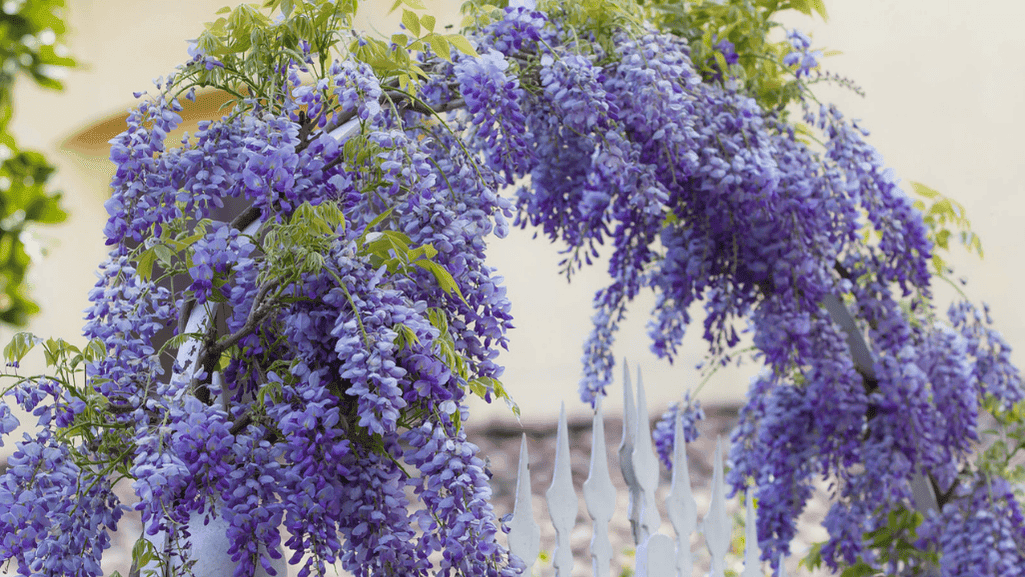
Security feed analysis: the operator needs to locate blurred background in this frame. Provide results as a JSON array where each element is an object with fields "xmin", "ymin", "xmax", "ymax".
[{"xmin": 0, "ymin": 0, "xmax": 1023, "ymax": 573}]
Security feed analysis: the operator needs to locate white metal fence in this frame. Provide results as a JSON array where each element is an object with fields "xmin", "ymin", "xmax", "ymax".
[{"xmin": 505, "ymin": 369, "xmax": 788, "ymax": 577}]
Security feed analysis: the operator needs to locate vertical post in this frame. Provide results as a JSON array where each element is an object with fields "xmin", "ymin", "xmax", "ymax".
[
  {"xmin": 741, "ymin": 488, "xmax": 763, "ymax": 577},
  {"xmin": 619, "ymin": 361, "xmax": 642, "ymax": 545},
  {"xmin": 508, "ymin": 434, "xmax": 541, "ymax": 573},
  {"xmin": 583, "ymin": 395, "xmax": 618, "ymax": 577},
  {"xmin": 665, "ymin": 410, "xmax": 698, "ymax": 577},
  {"xmin": 632, "ymin": 368, "xmax": 663, "ymax": 544},
  {"xmin": 778, "ymin": 555, "xmax": 790, "ymax": 577},
  {"xmin": 546, "ymin": 403, "xmax": 578, "ymax": 577},
  {"xmin": 703, "ymin": 437, "xmax": 732, "ymax": 577}
]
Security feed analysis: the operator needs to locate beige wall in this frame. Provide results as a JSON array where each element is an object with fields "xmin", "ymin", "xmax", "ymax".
[{"xmin": 2, "ymin": 0, "xmax": 1023, "ymax": 434}]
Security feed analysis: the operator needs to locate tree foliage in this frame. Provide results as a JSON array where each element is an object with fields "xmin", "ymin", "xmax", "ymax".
[{"xmin": 0, "ymin": 0, "xmax": 73, "ymax": 325}]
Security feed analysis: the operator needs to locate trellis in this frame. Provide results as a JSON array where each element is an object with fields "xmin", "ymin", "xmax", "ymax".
[{"xmin": 505, "ymin": 369, "xmax": 788, "ymax": 577}]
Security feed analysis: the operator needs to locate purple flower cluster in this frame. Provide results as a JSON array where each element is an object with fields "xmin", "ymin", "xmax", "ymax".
[
  {"xmin": 949, "ymin": 299, "xmax": 1024, "ymax": 408},
  {"xmin": 47, "ymin": 34, "xmax": 525, "ymax": 573},
  {"xmin": 0, "ymin": 381, "xmax": 122, "ymax": 577},
  {"xmin": 8, "ymin": 3, "xmax": 1024, "ymax": 576},
  {"xmin": 919, "ymin": 476, "xmax": 1025, "ymax": 576},
  {"xmin": 651, "ymin": 393, "xmax": 704, "ymax": 470},
  {"xmin": 820, "ymin": 105, "xmax": 933, "ymax": 292},
  {"xmin": 333, "ymin": 448, "xmax": 427, "ymax": 577},
  {"xmin": 82, "ymin": 250, "xmax": 175, "ymax": 406},
  {"xmin": 714, "ymin": 37, "xmax": 739, "ymax": 66},
  {"xmin": 783, "ymin": 30, "xmax": 821, "ymax": 78},
  {"xmin": 404, "ymin": 422, "xmax": 522, "ymax": 577},
  {"xmin": 104, "ymin": 94, "xmax": 186, "ymax": 244},
  {"xmin": 188, "ymin": 222, "xmax": 256, "ymax": 304},
  {"xmin": 0, "ymin": 435, "xmax": 122, "ymax": 576},
  {"xmin": 453, "ymin": 48, "xmax": 531, "ymax": 183},
  {"xmin": 469, "ymin": 8, "xmax": 1022, "ymax": 573},
  {"xmin": 479, "ymin": 4, "xmax": 551, "ymax": 57}
]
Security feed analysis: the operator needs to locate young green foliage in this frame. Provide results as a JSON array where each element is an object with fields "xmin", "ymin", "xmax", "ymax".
[
  {"xmin": 640, "ymin": 0, "xmax": 829, "ymax": 116},
  {"xmin": 910, "ymin": 180, "xmax": 984, "ymax": 276}
]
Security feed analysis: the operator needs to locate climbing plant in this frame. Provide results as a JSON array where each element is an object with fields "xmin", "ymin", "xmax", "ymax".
[{"xmin": 0, "ymin": 1, "xmax": 1022, "ymax": 576}]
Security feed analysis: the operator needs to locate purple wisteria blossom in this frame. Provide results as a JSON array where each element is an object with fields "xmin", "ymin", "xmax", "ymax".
[{"xmin": 3, "ymin": 2, "xmax": 1022, "ymax": 576}]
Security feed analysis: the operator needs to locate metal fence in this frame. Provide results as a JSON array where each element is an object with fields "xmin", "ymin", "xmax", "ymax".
[{"xmin": 505, "ymin": 370, "xmax": 788, "ymax": 577}]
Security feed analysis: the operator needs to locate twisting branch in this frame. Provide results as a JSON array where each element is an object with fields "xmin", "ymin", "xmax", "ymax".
[
  {"xmin": 189, "ymin": 304, "xmax": 222, "ymax": 406},
  {"xmin": 825, "ymin": 261, "xmax": 947, "ymax": 523},
  {"xmin": 212, "ymin": 279, "xmax": 279, "ymax": 355}
]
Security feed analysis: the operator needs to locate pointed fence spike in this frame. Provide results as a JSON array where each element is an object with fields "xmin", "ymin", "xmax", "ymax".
[
  {"xmin": 508, "ymin": 434, "xmax": 540, "ymax": 572},
  {"xmin": 583, "ymin": 395, "xmax": 618, "ymax": 577},
  {"xmin": 500, "ymin": 377, "xmax": 792, "ymax": 577},
  {"xmin": 632, "ymin": 368, "xmax": 662, "ymax": 544},
  {"xmin": 778, "ymin": 556, "xmax": 789, "ymax": 577},
  {"xmin": 546, "ymin": 403, "xmax": 578, "ymax": 577},
  {"xmin": 741, "ymin": 488, "xmax": 763, "ymax": 577},
  {"xmin": 703, "ymin": 437, "xmax": 732, "ymax": 577},
  {"xmin": 666, "ymin": 407, "xmax": 698, "ymax": 577},
  {"xmin": 618, "ymin": 360, "xmax": 642, "ymax": 545}
]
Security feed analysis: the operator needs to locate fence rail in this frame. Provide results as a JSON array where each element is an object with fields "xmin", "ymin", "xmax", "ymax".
[{"xmin": 505, "ymin": 368, "xmax": 789, "ymax": 577}]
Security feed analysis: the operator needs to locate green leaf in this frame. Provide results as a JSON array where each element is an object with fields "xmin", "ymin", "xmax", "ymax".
[
  {"xmin": 153, "ymin": 244, "xmax": 175, "ymax": 268},
  {"xmin": 789, "ymin": 0, "xmax": 812, "ymax": 16},
  {"xmin": 168, "ymin": 230, "xmax": 207, "ymax": 252},
  {"xmin": 810, "ymin": 0, "xmax": 829, "ymax": 20},
  {"xmin": 839, "ymin": 562, "xmax": 879, "ymax": 577},
  {"xmin": 427, "ymin": 308, "xmax": 449, "ymax": 335},
  {"xmin": 420, "ymin": 14, "xmax": 436, "ymax": 33},
  {"xmin": 43, "ymin": 337, "xmax": 66, "ymax": 367},
  {"xmin": 468, "ymin": 378, "xmax": 487, "ymax": 398},
  {"xmin": 713, "ymin": 51, "xmax": 728, "ymax": 73},
  {"xmin": 4, "ymin": 331, "xmax": 40, "ymax": 363},
  {"xmin": 131, "ymin": 537, "xmax": 159, "ymax": 570},
  {"xmin": 447, "ymin": 34, "xmax": 478, "ymax": 57},
  {"xmin": 406, "ymin": 243, "xmax": 438, "ymax": 262},
  {"xmin": 356, "ymin": 207, "xmax": 396, "ymax": 246},
  {"xmin": 136, "ymin": 247, "xmax": 157, "ymax": 281},
  {"xmin": 402, "ymin": 9, "xmax": 421, "ymax": 37},
  {"xmin": 83, "ymin": 338, "xmax": 107, "ymax": 363},
  {"xmin": 799, "ymin": 541, "xmax": 825, "ymax": 570},
  {"xmin": 427, "ymin": 33, "xmax": 451, "ymax": 61},
  {"xmin": 910, "ymin": 181, "xmax": 940, "ymax": 199},
  {"xmin": 413, "ymin": 260, "xmax": 466, "ymax": 303}
]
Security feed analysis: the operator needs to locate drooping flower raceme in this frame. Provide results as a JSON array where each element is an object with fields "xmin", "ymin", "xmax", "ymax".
[
  {"xmin": 3, "ymin": 33, "xmax": 520, "ymax": 577},
  {"xmin": 482, "ymin": 6, "xmax": 1023, "ymax": 574},
  {"xmin": 2, "ymin": 2, "xmax": 1023, "ymax": 576}
]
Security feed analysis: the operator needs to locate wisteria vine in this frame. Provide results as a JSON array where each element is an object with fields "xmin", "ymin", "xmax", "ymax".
[{"xmin": 1, "ymin": 0, "xmax": 1023, "ymax": 576}]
